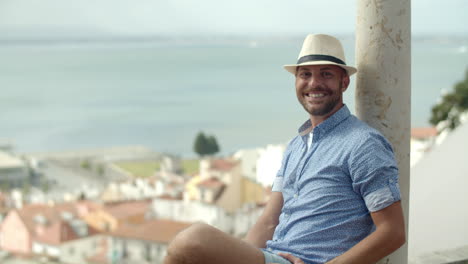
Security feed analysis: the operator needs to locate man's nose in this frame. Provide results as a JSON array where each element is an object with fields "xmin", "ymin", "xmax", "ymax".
[{"xmin": 307, "ymin": 75, "xmax": 322, "ymax": 88}]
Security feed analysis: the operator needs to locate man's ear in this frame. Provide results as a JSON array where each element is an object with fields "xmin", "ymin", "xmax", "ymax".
[{"xmin": 341, "ymin": 75, "xmax": 350, "ymax": 92}]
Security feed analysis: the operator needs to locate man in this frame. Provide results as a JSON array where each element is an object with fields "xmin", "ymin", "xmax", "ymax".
[{"xmin": 163, "ymin": 34, "xmax": 405, "ymax": 264}]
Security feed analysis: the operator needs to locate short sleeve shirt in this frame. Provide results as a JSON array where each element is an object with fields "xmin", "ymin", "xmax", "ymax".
[{"xmin": 267, "ymin": 105, "xmax": 401, "ymax": 264}]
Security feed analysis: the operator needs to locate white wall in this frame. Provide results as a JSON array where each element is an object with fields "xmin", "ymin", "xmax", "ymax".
[
  {"xmin": 152, "ymin": 198, "xmax": 264, "ymax": 236},
  {"xmin": 233, "ymin": 148, "xmax": 261, "ymax": 181},
  {"xmin": 256, "ymin": 144, "xmax": 285, "ymax": 187},
  {"xmin": 109, "ymin": 237, "xmax": 167, "ymax": 264},
  {"xmin": 59, "ymin": 235, "xmax": 105, "ymax": 264}
]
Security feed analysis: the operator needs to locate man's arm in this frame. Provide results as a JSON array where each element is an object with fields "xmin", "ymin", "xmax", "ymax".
[
  {"xmin": 245, "ymin": 191, "xmax": 284, "ymax": 248},
  {"xmin": 326, "ymin": 201, "xmax": 406, "ymax": 264}
]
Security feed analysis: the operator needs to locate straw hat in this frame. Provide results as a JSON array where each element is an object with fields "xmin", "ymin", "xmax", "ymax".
[{"xmin": 284, "ymin": 34, "xmax": 357, "ymax": 76}]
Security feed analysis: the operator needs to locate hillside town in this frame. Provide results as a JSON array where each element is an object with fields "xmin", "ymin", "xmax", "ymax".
[
  {"xmin": 0, "ymin": 142, "xmax": 286, "ymax": 264},
  {"xmin": 0, "ymin": 124, "xmax": 464, "ymax": 264}
]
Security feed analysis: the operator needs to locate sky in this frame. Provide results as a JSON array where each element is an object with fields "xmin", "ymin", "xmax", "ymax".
[{"xmin": 0, "ymin": 0, "xmax": 467, "ymax": 39}]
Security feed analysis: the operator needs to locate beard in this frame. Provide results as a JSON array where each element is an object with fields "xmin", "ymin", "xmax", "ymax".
[{"xmin": 299, "ymin": 83, "xmax": 343, "ymax": 117}]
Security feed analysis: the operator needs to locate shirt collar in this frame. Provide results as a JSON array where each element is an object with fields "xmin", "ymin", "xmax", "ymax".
[{"xmin": 298, "ymin": 105, "xmax": 351, "ymax": 137}]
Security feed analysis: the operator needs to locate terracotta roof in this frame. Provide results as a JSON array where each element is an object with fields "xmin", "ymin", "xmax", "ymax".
[
  {"xmin": 197, "ymin": 177, "xmax": 225, "ymax": 189},
  {"xmin": 103, "ymin": 200, "xmax": 151, "ymax": 219},
  {"xmin": 157, "ymin": 194, "xmax": 183, "ymax": 201},
  {"xmin": 15, "ymin": 201, "xmax": 101, "ymax": 245},
  {"xmin": 34, "ymin": 220, "xmax": 78, "ymax": 245},
  {"xmin": 110, "ymin": 219, "xmax": 191, "ymax": 244},
  {"xmin": 210, "ymin": 159, "xmax": 238, "ymax": 172},
  {"xmin": 411, "ymin": 127, "xmax": 438, "ymax": 139}
]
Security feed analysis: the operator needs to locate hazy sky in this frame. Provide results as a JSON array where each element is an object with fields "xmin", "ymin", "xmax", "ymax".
[{"xmin": 0, "ymin": 0, "xmax": 466, "ymax": 38}]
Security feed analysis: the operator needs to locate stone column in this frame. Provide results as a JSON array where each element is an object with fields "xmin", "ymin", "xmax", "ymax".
[{"xmin": 355, "ymin": 0, "xmax": 411, "ymax": 263}]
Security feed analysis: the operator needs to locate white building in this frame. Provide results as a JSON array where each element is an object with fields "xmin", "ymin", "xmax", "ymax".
[
  {"xmin": 409, "ymin": 119, "xmax": 468, "ymax": 263},
  {"xmin": 152, "ymin": 198, "xmax": 263, "ymax": 237},
  {"xmin": 256, "ymin": 144, "xmax": 285, "ymax": 187},
  {"xmin": 106, "ymin": 219, "xmax": 191, "ymax": 264},
  {"xmin": 234, "ymin": 144, "xmax": 286, "ymax": 187},
  {"xmin": 0, "ymin": 151, "xmax": 29, "ymax": 188}
]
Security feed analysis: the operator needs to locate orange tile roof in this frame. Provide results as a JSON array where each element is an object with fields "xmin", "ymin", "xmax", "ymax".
[
  {"xmin": 197, "ymin": 177, "xmax": 225, "ymax": 189},
  {"xmin": 157, "ymin": 194, "xmax": 183, "ymax": 201},
  {"xmin": 210, "ymin": 159, "xmax": 238, "ymax": 172},
  {"xmin": 13, "ymin": 201, "xmax": 101, "ymax": 245},
  {"xmin": 411, "ymin": 127, "xmax": 438, "ymax": 139},
  {"xmin": 110, "ymin": 219, "xmax": 191, "ymax": 244},
  {"xmin": 103, "ymin": 200, "xmax": 151, "ymax": 219},
  {"xmin": 34, "ymin": 220, "xmax": 78, "ymax": 245}
]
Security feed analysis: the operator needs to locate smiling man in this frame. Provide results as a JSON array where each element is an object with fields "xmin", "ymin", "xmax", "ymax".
[{"xmin": 163, "ymin": 34, "xmax": 405, "ymax": 264}]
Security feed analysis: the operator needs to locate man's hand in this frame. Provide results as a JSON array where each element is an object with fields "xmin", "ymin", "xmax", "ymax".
[
  {"xmin": 278, "ymin": 253, "xmax": 305, "ymax": 264},
  {"xmin": 267, "ymin": 252, "xmax": 305, "ymax": 264}
]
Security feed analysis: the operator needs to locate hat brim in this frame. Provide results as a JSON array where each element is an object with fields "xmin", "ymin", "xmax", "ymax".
[{"xmin": 284, "ymin": 61, "xmax": 357, "ymax": 76}]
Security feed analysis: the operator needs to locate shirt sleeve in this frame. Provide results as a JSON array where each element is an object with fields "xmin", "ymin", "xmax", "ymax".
[{"xmin": 348, "ymin": 132, "xmax": 401, "ymax": 212}]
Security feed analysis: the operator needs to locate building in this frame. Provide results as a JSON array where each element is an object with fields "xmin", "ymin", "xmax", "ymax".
[
  {"xmin": 0, "ymin": 151, "xmax": 30, "ymax": 188},
  {"xmin": 233, "ymin": 144, "xmax": 286, "ymax": 187},
  {"xmin": 409, "ymin": 121, "xmax": 468, "ymax": 263},
  {"xmin": 0, "ymin": 201, "xmax": 102, "ymax": 263},
  {"xmin": 83, "ymin": 199, "xmax": 152, "ymax": 232},
  {"xmin": 186, "ymin": 158, "xmax": 267, "ymax": 213},
  {"xmin": 410, "ymin": 127, "xmax": 438, "ymax": 167},
  {"xmin": 103, "ymin": 219, "xmax": 191, "ymax": 264}
]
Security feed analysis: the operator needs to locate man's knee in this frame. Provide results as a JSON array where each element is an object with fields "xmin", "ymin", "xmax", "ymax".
[{"xmin": 166, "ymin": 222, "xmax": 214, "ymax": 261}]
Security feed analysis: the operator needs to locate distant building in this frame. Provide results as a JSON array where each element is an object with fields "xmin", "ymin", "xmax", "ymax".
[
  {"xmin": 0, "ymin": 201, "xmax": 102, "ymax": 263},
  {"xmin": 152, "ymin": 197, "xmax": 263, "ymax": 237},
  {"xmin": 83, "ymin": 199, "xmax": 152, "ymax": 232},
  {"xmin": 410, "ymin": 127, "xmax": 438, "ymax": 167},
  {"xmin": 233, "ymin": 148, "xmax": 261, "ymax": 182},
  {"xmin": 101, "ymin": 219, "xmax": 191, "ymax": 264},
  {"xmin": 186, "ymin": 158, "xmax": 267, "ymax": 214},
  {"xmin": 0, "ymin": 151, "xmax": 30, "ymax": 188},
  {"xmin": 234, "ymin": 144, "xmax": 285, "ymax": 187},
  {"xmin": 255, "ymin": 144, "xmax": 285, "ymax": 187},
  {"xmin": 152, "ymin": 157, "xmax": 268, "ymax": 237},
  {"xmin": 409, "ymin": 121, "xmax": 468, "ymax": 263}
]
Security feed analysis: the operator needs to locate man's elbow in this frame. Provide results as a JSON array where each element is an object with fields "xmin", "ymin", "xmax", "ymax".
[{"xmin": 390, "ymin": 226, "xmax": 406, "ymax": 252}]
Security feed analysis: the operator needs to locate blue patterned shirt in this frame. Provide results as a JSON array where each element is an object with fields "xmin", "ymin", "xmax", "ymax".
[{"xmin": 266, "ymin": 105, "xmax": 401, "ymax": 264}]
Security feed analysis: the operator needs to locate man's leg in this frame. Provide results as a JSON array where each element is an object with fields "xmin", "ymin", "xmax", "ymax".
[{"xmin": 164, "ymin": 222, "xmax": 266, "ymax": 264}]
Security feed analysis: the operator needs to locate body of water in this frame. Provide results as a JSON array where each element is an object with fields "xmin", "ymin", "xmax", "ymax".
[{"xmin": 0, "ymin": 35, "xmax": 467, "ymax": 156}]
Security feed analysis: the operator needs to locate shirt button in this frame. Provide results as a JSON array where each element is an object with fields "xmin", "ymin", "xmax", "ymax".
[{"xmin": 294, "ymin": 193, "xmax": 298, "ymax": 198}]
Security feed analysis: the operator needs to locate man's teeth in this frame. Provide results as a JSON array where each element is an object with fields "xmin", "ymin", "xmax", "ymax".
[{"xmin": 306, "ymin": 93, "xmax": 325, "ymax": 98}]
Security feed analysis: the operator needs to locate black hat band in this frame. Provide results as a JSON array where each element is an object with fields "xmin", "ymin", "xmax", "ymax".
[{"xmin": 297, "ymin": 54, "xmax": 346, "ymax": 65}]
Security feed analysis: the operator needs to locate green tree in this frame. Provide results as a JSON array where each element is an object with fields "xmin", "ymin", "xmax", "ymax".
[
  {"xmin": 193, "ymin": 132, "xmax": 220, "ymax": 157},
  {"xmin": 206, "ymin": 135, "xmax": 220, "ymax": 154},
  {"xmin": 430, "ymin": 70, "xmax": 468, "ymax": 130}
]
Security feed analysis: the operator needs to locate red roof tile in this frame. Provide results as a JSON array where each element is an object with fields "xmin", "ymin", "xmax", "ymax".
[
  {"xmin": 197, "ymin": 177, "xmax": 225, "ymax": 189},
  {"xmin": 15, "ymin": 201, "xmax": 101, "ymax": 245},
  {"xmin": 411, "ymin": 127, "xmax": 438, "ymax": 139},
  {"xmin": 103, "ymin": 200, "xmax": 151, "ymax": 220},
  {"xmin": 210, "ymin": 159, "xmax": 238, "ymax": 172}
]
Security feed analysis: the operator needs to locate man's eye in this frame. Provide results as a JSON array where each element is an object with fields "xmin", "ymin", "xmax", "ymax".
[
  {"xmin": 300, "ymin": 72, "xmax": 311, "ymax": 78},
  {"xmin": 322, "ymin": 72, "xmax": 333, "ymax": 78}
]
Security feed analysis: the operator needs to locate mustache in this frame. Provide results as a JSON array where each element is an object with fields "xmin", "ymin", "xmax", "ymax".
[{"xmin": 303, "ymin": 87, "xmax": 332, "ymax": 94}]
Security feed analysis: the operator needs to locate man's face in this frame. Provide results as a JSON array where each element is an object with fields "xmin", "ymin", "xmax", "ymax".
[{"xmin": 295, "ymin": 65, "xmax": 350, "ymax": 119}]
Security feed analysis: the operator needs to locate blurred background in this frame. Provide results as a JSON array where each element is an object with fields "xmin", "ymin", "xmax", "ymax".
[{"xmin": 0, "ymin": 0, "xmax": 466, "ymax": 156}]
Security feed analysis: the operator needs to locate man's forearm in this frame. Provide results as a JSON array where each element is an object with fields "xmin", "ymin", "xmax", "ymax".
[
  {"xmin": 244, "ymin": 192, "xmax": 283, "ymax": 248},
  {"xmin": 244, "ymin": 220, "xmax": 277, "ymax": 248},
  {"xmin": 326, "ymin": 227, "xmax": 405, "ymax": 264},
  {"xmin": 327, "ymin": 202, "xmax": 406, "ymax": 264}
]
